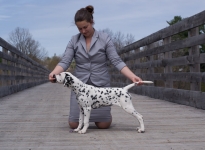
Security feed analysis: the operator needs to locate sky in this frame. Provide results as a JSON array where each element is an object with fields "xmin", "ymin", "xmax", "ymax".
[{"xmin": 1, "ymin": 0, "xmax": 205, "ymax": 57}]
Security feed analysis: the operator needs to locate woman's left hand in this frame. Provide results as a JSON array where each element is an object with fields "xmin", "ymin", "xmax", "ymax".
[
  {"xmin": 121, "ymin": 66, "xmax": 143, "ymax": 85},
  {"xmin": 131, "ymin": 76, "xmax": 143, "ymax": 85}
]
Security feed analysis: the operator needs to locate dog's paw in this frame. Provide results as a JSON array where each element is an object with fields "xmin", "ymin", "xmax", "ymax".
[
  {"xmin": 136, "ymin": 127, "xmax": 145, "ymax": 133},
  {"xmin": 73, "ymin": 128, "xmax": 80, "ymax": 132},
  {"xmin": 78, "ymin": 130, "xmax": 86, "ymax": 134}
]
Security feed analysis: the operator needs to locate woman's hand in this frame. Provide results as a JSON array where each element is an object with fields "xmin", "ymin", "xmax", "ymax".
[
  {"xmin": 49, "ymin": 73, "xmax": 56, "ymax": 83},
  {"xmin": 131, "ymin": 76, "xmax": 143, "ymax": 85},
  {"xmin": 48, "ymin": 65, "xmax": 64, "ymax": 83}
]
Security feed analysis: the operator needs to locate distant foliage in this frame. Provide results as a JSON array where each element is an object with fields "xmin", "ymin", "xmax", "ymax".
[{"xmin": 43, "ymin": 54, "xmax": 61, "ymax": 71}]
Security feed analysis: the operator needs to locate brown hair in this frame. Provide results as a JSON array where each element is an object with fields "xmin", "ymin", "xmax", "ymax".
[{"xmin": 74, "ymin": 5, "xmax": 94, "ymax": 23}]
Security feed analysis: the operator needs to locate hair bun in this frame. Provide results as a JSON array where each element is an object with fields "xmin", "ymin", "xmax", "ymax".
[{"xmin": 85, "ymin": 5, "xmax": 94, "ymax": 14}]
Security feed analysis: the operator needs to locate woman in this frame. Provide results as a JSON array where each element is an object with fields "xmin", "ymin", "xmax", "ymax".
[{"xmin": 49, "ymin": 5, "xmax": 142, "ymax": 129}]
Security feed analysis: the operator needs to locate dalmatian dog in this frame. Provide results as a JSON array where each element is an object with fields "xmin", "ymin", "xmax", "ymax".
[{"xmin": 54, "ymin": 72, "xmax": 153, "ymax": 134}]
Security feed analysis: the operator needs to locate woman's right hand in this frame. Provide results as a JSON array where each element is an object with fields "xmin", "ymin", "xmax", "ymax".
[
  {"xmin": 49, "ymin": 73, "xmax": 56, "ymax": 83},
  {"xmin": 48, "ymin": 65, "xmax": 64, "ymax": 83}
]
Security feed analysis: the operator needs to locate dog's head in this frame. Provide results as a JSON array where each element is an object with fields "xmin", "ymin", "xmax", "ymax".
[{"xmin": 54, "ymin": 72, "xmax": 74, "ymax": 87}]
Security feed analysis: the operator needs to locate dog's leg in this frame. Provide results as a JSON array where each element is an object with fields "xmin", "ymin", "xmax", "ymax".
[
  {"xmin": 122, "ymin": 104, "xmax": 145, "ymax": 133},
  {"xmin": 124, "ymin": 107, "xmax": 145, "ymax": 133},
  {"xmin": 78, "ymin": 107, "xmax": 91, "ymax": 134},
  {"xmin": 133, "ymin": 111, "xmax": 145, "ymax": 133},
  {"xmin": 73, "ymin": 107, "xmax": 84, "ymax": 132}
]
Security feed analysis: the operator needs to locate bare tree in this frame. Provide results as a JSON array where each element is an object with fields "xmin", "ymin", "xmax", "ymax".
[
  {"xmin": 124, "ymin": 33, "xmax": 135, "ymax": 45},
  {"xmin": 9, "ymin": 27, "xmax": 31, "ymax": 54},
  {"xmin": 8, "ymin": 27, "xmax": 48, "ymax": 63},
  {"xmin": 113, "ymin": 31, "xmax": 125, "ymax": 50},
  {"xmin": 100, "ymin": 28, "xmax": 135, "ymax": 51},
  {"xmin": 100, "ymin": 28, "xmax": 114, "ymax": 38}
]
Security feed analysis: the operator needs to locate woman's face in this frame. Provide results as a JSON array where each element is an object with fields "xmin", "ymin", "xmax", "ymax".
[{"xmin": 76, "ymin": 20, "xmax": 94, "ymax": 38}]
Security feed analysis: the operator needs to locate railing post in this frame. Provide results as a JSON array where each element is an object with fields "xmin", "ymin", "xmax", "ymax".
[
  {"xmin": 2, "ymin": 48, "xmax": 8, "ymax": 86},
  {"xmin": 147, "ymin": 43, "xmax": 155, "ymax": 74},
  {"xmin": 134, "ymin": 48, "xmax": 141, "ymax": 75},
  {"xmin": 188, "ymin": 27, "xmax": 201, "ymax": 91},
  {"xmin": 121, "ymin": 52, "xmax": 127, "ymax": 86},
  {"xmin": 163, "ymin": 37, "xmax": 173, "ymax": 88}
]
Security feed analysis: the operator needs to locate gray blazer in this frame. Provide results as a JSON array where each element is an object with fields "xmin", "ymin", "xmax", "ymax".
[{"xmin": 58, "ymin": 30, "xmax": 126, "ymax": 86}]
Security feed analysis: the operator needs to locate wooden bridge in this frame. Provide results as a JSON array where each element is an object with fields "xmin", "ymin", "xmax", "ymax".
[
  {"xmin": 0, "ymin": 10, "xmax": 205, "ymax": 149},
  {"xmin": 0, "ymin": 83, "xmax": 205, "ymax": 149}
]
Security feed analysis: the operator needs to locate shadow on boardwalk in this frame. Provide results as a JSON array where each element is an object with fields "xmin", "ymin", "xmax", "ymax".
[{"xmin": 0, "ymin": 82, "xmax": 205, "ymax": 150}]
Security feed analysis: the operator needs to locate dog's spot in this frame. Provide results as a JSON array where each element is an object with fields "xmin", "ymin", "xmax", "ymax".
[
  {"xmin": 82, "ymin": 88, "xmax": 85, "ymax": 93},
  {"xmin": 104, "ymin": 92, "xmax": 108, "ymax": 95},
  {"xmin": 91, "ymin": 95, "xmax": 97, "ymax": 100}
]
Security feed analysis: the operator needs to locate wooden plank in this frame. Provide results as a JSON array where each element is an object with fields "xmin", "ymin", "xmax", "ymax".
[
  {"xmin": 112, "ymin": 71, "xmax": 205, "ymax": 83},
  {"xmin": 112, "ymin": 72, "xmax": 205, "ymax": 82},
  {"xmin": 0, "ymin": 51, "xmax": 48, "ymax": 72},
  {"xmin": 131, "ymin": 86, "xmax": 205, "ymax": 109},
  {"xmin": 124, "ymin": 33, "xmax": 205, "ymax": 60},
  {"xmin": 0, "ymin": 75, "xmax": 45, "ymax": 81},
  {"xmin": 131, "ymin": 53, "xmax": 205, "ymax": 69},
  {"xmin": 0, "ymin": 63, "xmax": 48, "ymax": 76}
]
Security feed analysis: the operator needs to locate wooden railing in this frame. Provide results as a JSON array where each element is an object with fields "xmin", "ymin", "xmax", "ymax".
[
  {"xmin": 0, "ymin": 38, "xmax": 50, "ymax": 98},
  {"xmin": 109, "ymin": 10, "xmax": 205, "ymax": 109}
]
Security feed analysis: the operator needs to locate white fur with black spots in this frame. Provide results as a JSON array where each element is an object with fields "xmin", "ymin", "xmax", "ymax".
[{"xmin": 54, "ymin": 72, "xmax": 153, "ymax": 134}]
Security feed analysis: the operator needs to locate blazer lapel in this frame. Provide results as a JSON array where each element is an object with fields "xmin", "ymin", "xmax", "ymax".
[
  {"xmin": 78, "ymin": 30, "xmax": 99, "ymax": 58},
  {"xmin": 79, "ymin": 34, "xmax": 87, "ymax": 51},
  {"xmin": 90, "ymin": 30, "xmax": 98, "ymax": 50},
  {"xmin": 79, "ymin": 34, "xmax": 89, "ymax": 58}
]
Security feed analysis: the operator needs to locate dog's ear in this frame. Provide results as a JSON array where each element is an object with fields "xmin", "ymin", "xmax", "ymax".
[
  {"xmin": 63, "ymin": 73, "xmax": 74, "ymax": 87},
  {"xmin": 63, "ymin": 73, "xmax": 69, "ymax": 86}
]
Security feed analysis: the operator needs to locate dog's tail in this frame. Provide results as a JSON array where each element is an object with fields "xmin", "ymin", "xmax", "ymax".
[{"xmin": 123, "ymin": 81, "xmax": 153, "ymax": 91}]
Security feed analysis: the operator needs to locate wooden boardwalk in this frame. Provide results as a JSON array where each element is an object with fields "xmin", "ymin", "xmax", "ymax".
[{"xmin": 0, "ymin": 82, "xmax": 205, "ymax": 150}]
